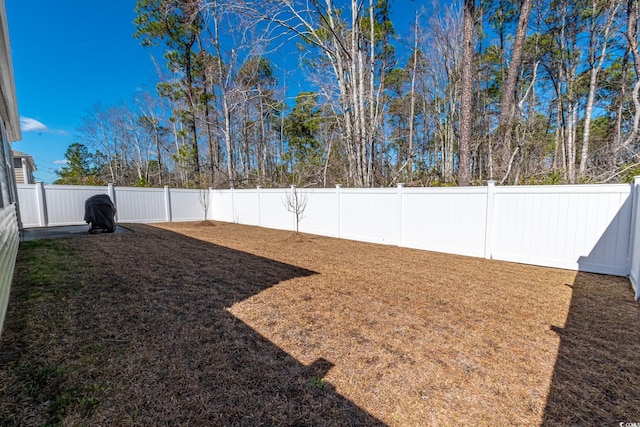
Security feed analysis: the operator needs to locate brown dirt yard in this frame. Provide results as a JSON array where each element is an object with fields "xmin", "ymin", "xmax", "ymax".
[{"xmin": 1, "ymin": 221, "xmax": 639, "ymax": 426}]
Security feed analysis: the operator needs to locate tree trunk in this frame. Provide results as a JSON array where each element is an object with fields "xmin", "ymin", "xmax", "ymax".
[
  {"xmin": 369, "ymin": 0, "xmax": 377, "ymax": 186},
  {"xmin": 553, "ymin": 97, "xmax": 563, "ymax": 171},
  {"xmin": 197, "ymin": 34, "xmax": 218, "ymax": 188},
  {"xmin": 623, "ymin": 0, "xmax": 640, "ymax": 152},
  {"xmin": 210, "ymin": 7, "xmax": 235, "ymax": 188},
  {"xmin": 155, "ymin": 124, "xmax": 163, "ymax": 186},
  {"xmin": 494, "ymin": 0, "xmax": 533, "ymax": 181},
  {"xmin": 184, "ymin": 38, "xmax": 200, "ymax": 185},
  {"xmin": 567, "ymin": 101, "xmax": 577, "ymax": 183},
  {"xmin": 612, "ymin": 48, "xmax": 630, "ymax": 164},
  {"xmin": 579, "ymin": 0, "xmax": 618, "ymax": 178},
  {"xmin": 406, "ymin": 11, "xmax": 420, "ymax": 183},
  {"xmin": 458, "ymin": 0, "xmax": 475, "ymax": 186}
]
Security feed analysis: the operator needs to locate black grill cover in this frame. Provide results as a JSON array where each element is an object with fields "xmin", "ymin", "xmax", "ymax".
[{"xmin": 84, "ymin": 194, "xmax": 116, "ymax": 233}]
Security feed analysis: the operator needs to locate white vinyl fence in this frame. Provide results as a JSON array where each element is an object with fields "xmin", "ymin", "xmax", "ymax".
[
  {"xmin": 212, "ymin": 183, "xmax": 635, "ymax": 276},
  {"xmin": 17, "ymin": 180, "xmax": 640, "ymax": 299},
  {"xmin": 17, "ymin": 183, "xmax": 208, "ymax": 227}
]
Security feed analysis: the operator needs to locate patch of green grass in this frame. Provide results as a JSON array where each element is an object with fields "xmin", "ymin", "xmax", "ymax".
[
  {"xmin": 18, "ymin": 362, "xmax": 70, "ymax": 426},
  {"xmin": 46, "ymin": 393, "xmax": 72, "ymax": 427},
  {"xmin": 16, "ymin": 240, "xmax": 85, "ymax": 301},
  {"xmin": 6, "ymin": 240, "xmax": 105, "ymax": 425},
  {"xmin": 311, "ymin": 376, "xmax": 326, "ymax": 389},
  {"xmin": 80, "ymin": 342, "xmax": 106, "ymax": 354},
  {"xmin": 18, "ymin": 362, "xmax": 105, "ymax": 425},
  {"xmin": 77, "ymin": 382, "xmax": 107, "ymax": 416},
  {"xmin": 19, "ymin": 363, "xmax": 68, "ymax": 398},
  {"xmin": 27, "ymin": 289, "xmax": 45, "ymax": 299}
]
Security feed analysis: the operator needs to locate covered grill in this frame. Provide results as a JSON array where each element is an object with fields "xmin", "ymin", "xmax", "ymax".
[{"xmin": 84, "ymin": 194, "xmax": 116, "ymax": 234}]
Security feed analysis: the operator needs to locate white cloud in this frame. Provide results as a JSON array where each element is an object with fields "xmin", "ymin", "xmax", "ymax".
[
  {"xmin": 52, "ymin": 159, "xmax": 68, "ymax": 165},
  {"xmin": 19, "ymin": 116, "xmax": 68, "ymax": 135},
  {"xmin": 20, "ymin": 116, "xmax": 48, "ymax": 132}
]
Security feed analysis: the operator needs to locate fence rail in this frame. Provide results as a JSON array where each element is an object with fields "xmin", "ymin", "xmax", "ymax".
[{"xmin": 16, "ymin": 180, "xmax": 640, "ymax": 299}]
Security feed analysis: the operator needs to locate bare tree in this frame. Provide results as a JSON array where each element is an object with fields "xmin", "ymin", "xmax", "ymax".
[
  {"xmin": 237, "ymin": 0, "xmax": 388, "ymax": 187},
  {"xmin": 206, "ymin": 2, "xmax": 238, "ymax": 187},
  {"xmin": 424, "ymin": 2, "xmax": 463, "ymax": 183},
  {"xmin": 283, "ymin": 185, "xmax": 308, "ymax": 232},
  {"xmin": 199, "ymin": 187, "xmax": 212, "ymax": 220}
]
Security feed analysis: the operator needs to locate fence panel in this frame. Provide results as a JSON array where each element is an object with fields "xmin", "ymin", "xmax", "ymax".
[
  {"xmin": 114, "ymin": 187, "xmax": 165, "ymax": 223},
  {"xmin": 491, "ymin": 185, "xmax": 632, "ymax": 275},
  {"xmin": 259, "ymin": 189, "xmax": 295, "ymax": 231},
  {"xmin": 210, "ymin": 190, "xmax": 234, "ymax": 222},
  {"xmin": 401, "ymin": 187, "xmax": 488, "ymax": 258},
  {"xmin": 16, "ymin": 184, "xmax": 39, "ymax": 227},
  {"xmin": 45, "ymin": 185, "xmax": 106, "ymax": 226},
  {"xmin": 299, "ymin": 189, "xmax": 340, "ymax": 237},
  {"xmin": 339, "ymin": 188, "xmax": 400, "ymax": 245},
  {"xmin": 170, "ymin": 189, "xmax": 207, "ymax": 222},
  {"xmin": 231, "ymin": 190, "xmax": 260, "ymax": 226}
]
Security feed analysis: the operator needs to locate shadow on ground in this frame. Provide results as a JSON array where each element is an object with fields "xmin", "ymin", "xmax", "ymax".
[
  {"xmin": 541, "ymin": 271, "xmax": 640, "ymax": 425},
  {"xmin": 0, "ymin": 224, "xmax": 385, "ymax": 426}
]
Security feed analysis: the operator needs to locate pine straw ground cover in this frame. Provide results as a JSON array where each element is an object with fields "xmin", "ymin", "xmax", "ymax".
[{"xmin": 0, "ymin": 222, "xmax": 639, "ymax": 426}]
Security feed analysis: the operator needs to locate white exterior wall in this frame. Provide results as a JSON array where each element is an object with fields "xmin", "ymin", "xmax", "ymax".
[{"xmin": 0, "ymin": 204, "xmax": 18, "ymax": 336}]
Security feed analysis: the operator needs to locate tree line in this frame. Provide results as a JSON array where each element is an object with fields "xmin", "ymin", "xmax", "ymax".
[{"xmin": 56, "ymin": 0, "xmax": 640, "ymax": 188}]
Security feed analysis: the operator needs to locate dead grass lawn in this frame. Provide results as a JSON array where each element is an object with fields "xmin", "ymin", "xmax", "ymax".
[{"xmin": 1, "ymin": 221, "xmax": 638, "ymax": 426}]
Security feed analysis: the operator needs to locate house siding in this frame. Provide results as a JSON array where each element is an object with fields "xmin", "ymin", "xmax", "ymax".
[
  {"xmin": 13, "ymin": 165, "xmax": 23, "ymax": 184},
  {"xmin": 0, "ymin": 0, "xmax": 21, "ymax": 337},
  {"xmin": 0, "ymin": 203, "xmax": 18, "ymax": 335}
]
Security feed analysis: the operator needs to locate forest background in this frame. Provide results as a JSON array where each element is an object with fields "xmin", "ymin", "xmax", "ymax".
[{"xmin": 55, "ymin": 0, "xmax": 640, "ymax": 189}]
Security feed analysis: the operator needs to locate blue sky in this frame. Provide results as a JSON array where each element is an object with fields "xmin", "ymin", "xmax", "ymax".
[
  {"xmin": 6, "ymin": 1, "xmax": 161, "ymax": 183},
  {"xmin": 6, "ymin": 1, "xmax": 420, "ymax": 184}
]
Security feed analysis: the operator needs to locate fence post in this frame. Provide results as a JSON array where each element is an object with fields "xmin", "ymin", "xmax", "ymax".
[
  {"xmin": 484, "ymin": 180, "xmax": 496, "ymax": 259},
  {"xmin": 230, "ymin": 187, "xmax": 236, "ymax": 223},
  {"xmin": 397, "ymin": 183, "xmax": 404, "ymax": 246},
  {"xmin": 107, "ymin": 183, "xmax": 118, "ymax": 222},
  {"xmin": 164, "ymin": 185, "xmax": 172, "ymax": 222},
  {"xmin": 336, "ymin": 184, "xmax": 342, "ymax": 238},
  {"xmin": 628, "ymin": 176, "xmax": 640, "ymax": 299},
  {"xmin": 35, "ymin": 181, "xmax": 47, "ymax": 227},
  {"xmin": 290, "ymin": 185, "xmax": 297, "ymax": 230},
  {"xmin": 257, "ymin": 186, "xmax": 262, "ymax": 226},
  {"xmin": 628, "ymin": 177, "xmax": 640, "ymax": 267},
  {"xmin": 208, "ymin": 187, "xmax": 213, "ymax": 220}
]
